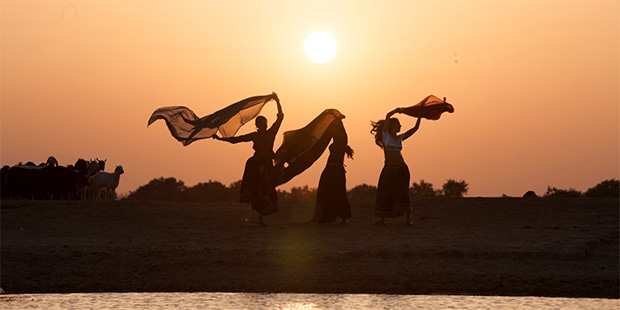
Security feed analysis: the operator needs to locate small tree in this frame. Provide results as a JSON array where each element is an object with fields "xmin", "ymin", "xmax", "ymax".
[
  {"xmin": 126, "ymin": 177, "xmax": 187, "ymax": 201},
  {"xmin": 410, "ymin": 179, "xmax": 439, "ymax": 198},
  {"xmin": 347, "ymin": 183, "xmax": 377, "ymax": 199},
  {"xmin": 441, "ymin": 179, "xmax": 469, "ymax": 198},
  {"xmin": 289, "ymin": 185, "xmax": 317, "ymax": 199},
  {"xmin": 585, "ymin": 179, "xmax": 619, "ymax": 197},
  {"xmin": 185, "ymin": 180, "xmax": 232, "ymax": 202},
  {"xmin": 228, "ymin": 180, "xmax": 242, "ymax": 193},
  {"xmin": 276, "ymin": 188, "xmax": 291, "ymax": 200},
  {"xmin": 544, "ymin": 186, "xmax": 582, "ymax": 197}
]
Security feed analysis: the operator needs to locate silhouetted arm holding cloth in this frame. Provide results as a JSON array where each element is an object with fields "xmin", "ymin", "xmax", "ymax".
[
  {"xmin": 214, "ymin": 132, "xmax": 255, "ymax": 143},
  {"xmin": 148, "ymin": 93, "xmax": 278, "ymax": 146},
  {"xmin": 399, "ymin": 95, "xmax": 454, "ymax": 121},
  {"xmin": 398, "ymin": 111, "xmax": 421, "ymax": 141},
  {"xmin": 267, "ymin": 96, "xmax": 284, "ymax": 139},
  {"xmin": 211, "ymin": 93, "xmax": 284, "ymax": 225}
]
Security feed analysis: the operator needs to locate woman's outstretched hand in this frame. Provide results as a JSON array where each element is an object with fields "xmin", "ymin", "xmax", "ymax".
[
  {"xmin": 387, "ymin": 107, "xmax": 400, "ymax": 118},
  {"xmin": 273, "ymin": 91, "xmax": 283, "ymax": 116},
  {"xmin": 272, "ymin": 91, "xmax": 280, "ymax": 104}
]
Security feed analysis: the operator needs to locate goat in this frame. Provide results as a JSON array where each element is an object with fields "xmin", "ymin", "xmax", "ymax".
[
  {"xmin": 46, "ymin": 156, "xmax": 59, "ymax": 167},
  {"xmin": 88, "ymin": 165, "xmax": 124, "ymax": 200},
  {"xmin": 86, "ymin": 159, "xmax": 103, "ymax": 177},
  {"xmin": 73, "ymin": 158, "xmax": 106, "ymax": 199},
  {"xmin": 1, "ymin": 165, "xmax": 10, "ymax": 199},
  {"xmin": 44, "ymin": 166, "xmax": 88, "ymax": 200},
  {"xmin": 4, "ymin": 156, "xmax": 59, "ymax": 199},
  {"xmin": 73, "ymin": 158, "xmax": 88, "ymax": 176},
  {"xmin": 96, "ymin": 158, "xmax": 106, "ymax": 172}
]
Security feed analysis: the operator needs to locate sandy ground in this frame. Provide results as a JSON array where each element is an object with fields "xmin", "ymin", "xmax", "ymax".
[{"xmin": 1, "ymin": 197, "xmax": 618, "ymax": 298}]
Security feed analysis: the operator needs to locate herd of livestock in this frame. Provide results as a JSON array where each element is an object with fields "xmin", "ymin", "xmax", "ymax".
[{"xmin": 1, "ymin": 157, "xmax": 124, "ymax": 200}]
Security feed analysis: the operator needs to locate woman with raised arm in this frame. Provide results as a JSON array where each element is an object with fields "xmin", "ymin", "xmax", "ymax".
[
  {"xmin": 213, "ymin": 93, "xmax": 283, "ymax": 226},
  {"xmin": 371, "ymin": 108, "xmax": 422, "ymax": 226},
  {"xmin": 312, "ymin": 118, "xmax": 354, "ymax": 224}
]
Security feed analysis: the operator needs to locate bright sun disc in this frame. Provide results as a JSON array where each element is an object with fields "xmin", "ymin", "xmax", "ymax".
[{"xmin": 304, "ymin": 31, "xmax": 337, "ymax": 63}]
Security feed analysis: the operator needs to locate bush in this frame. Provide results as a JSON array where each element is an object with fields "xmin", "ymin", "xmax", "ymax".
[
  {"xmin": 126, "ymin": 177, "xmax": 187, "ymax": 201},
  {"xmin": 441, "ymin": 179, "xmax": 469, "ymax": 198},
  {"xmin": 585, "ymin": 179, "xmax": 619, "ymax": 197},
  {"xmin": 228, "ymin": 180, "xmax": 242, "ymax": 193},
  {"xmin": 544, "ymin": 186, "xmax": 583, "ymax": 197},
  {"xmin": 126, "ymin": 177, "xmax": 239, "ymax": 202},
  {"xmin": 410, "ymin": 179, "xmax": 439, "ymax": 198},
  {"xmin": 289, "ymin": 185, "xmax": 317, "ymax": 199},
  {"xmin": 347, "ymin": 183, "xmax": 377, "ymax": 199},
  {"xmin": 184, "ymin": 180, "xmax": 233, "ymax": 202}
]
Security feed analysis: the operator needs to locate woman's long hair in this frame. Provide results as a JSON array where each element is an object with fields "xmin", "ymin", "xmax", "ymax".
[
  {"xmin": 370, "ymin": 120, "xmax": 386, "ymax": 148},
  {"xmin": 330, "ymin": 118, "xmax": 354, "ymax": 159},
  {"xmin": 345, "ymin": 145, "xmax": 354, "ymax": 159}
]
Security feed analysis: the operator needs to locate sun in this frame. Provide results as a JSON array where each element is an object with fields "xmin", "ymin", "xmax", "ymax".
[{"xmin": 304, "ymin": 31, "xmax": 337, "ymax": 63}]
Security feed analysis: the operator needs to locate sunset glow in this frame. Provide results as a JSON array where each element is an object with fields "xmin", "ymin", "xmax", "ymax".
[{"xmin": 0, "ymin": 1, "xmax": 618, "ymax": 197}]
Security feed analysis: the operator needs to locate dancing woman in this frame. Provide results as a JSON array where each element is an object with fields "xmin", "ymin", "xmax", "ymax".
[
  {"xmin": 312, "ymin": 119, "xmax": 354, "ymax": 224},
  {"xmin": 213, "ymin": 94, "xmax": 283, "ymax": 226},
  {"xmin": 370, "ymin": 108, "xmax": 422, "ymax": 225}
]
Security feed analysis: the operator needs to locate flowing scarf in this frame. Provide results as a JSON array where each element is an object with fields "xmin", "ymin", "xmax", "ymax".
[
  {"xmin": 148, "ymin": 94, "xmax": 277, "ymax": 146},
  {"xmin": 274, "ymin": 109, "xmax": 345, "ymax": 185},
  {"xmin": 400, "ymin": 95, "xmax": 454, "ymax": 120}
]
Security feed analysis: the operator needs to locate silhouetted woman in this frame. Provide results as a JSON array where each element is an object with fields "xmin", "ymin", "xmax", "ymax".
[
  {"xmin": 312, "ymin": 119, "xmax": 354, "ymax": 224},
  {"xmin": 213, "ymin": 94, "xmax": 283, "ymax": 226},
  {"xmin": 371, "ymin": 108, "xmax": 422, "ymax": 225}
]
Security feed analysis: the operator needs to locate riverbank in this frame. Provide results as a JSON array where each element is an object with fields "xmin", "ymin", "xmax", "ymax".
[{"xmin": 1, "ymin": 197, "xmax": 618, "ymax": 298}]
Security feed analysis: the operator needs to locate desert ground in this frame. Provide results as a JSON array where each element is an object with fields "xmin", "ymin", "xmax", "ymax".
[{"xmin": 1, "ymin": 197, "xmax": 618, "ymax": 298}]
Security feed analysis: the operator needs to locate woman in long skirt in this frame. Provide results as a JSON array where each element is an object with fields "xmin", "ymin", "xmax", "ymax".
[
  {"xmin": 214, "ymin": 94, "xmax": 283, "ymax": 226},
  {"xmin": 371, "ymin": 108, "xmax": 422, "ymax": 225},
  {"xmin": 312, "ymin": 119, "xmax": 354, "ymax": 224}
]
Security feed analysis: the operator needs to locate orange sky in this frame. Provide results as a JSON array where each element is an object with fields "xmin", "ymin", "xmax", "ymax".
[{"xmin": 1, "ymin": 0, "xmax": 618, "ymax": 197}]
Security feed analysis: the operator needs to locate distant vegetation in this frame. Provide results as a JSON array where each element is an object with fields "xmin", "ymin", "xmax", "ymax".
[
  {"xmin": 124, "ymin": 177, "xmax": 471, "ymax": 202},
  {"xmin": 123, "ymin": 177, "xmax": 619, "ymax": 203},
  {"xmin": 544, "ymin": 179, "xmax": 619, "ymax": 198},
  {"xmin": 544, "ymin": 186, "xmax": 584, "ymax": 197},
  {"xmin": 441, "ymin": 179, "xmax": 470, "ymax": 198},
  {"xmin": 584, "ymin": 179, "xmax": 620, "ymax": 197},
  {"xmin": 125, "ymin": 177, "xmax": 237, "ymax": 202},
  {"xmin": 410, "ymin": 180, "xmax": 439, "ymax": 198}
]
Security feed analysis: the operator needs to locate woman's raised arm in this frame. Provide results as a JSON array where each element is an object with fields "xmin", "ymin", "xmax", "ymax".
[
  {"xmin": 401, "ymin": 117, "xmax": 421, "ymax": 141},
  {"xmin": 212, "ymin": 133, "xmax": 254, "ymax": 144},
  {"xmin": 383, "ymin": 108, "xmax": 401, "ymax": 132}
]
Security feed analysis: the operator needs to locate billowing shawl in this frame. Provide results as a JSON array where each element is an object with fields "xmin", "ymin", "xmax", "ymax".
[
  {"xmin": 400, "ymin": 95, "xmax": 454, "ymax": 120},
  {"xmin": 148, "ymin": 94, "xmax": 277, "ymax": 146},
  {"xmin": 274, "ymin": 109, "xmax": 345, "ymax": 186}
]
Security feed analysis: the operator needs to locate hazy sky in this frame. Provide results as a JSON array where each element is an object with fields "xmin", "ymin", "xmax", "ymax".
[{"xmin": 2, "ymin": 0, "xmax": 618, "ymax": 197}]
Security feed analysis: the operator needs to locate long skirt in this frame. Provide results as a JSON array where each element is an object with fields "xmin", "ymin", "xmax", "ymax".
[
  {"xmin": 374, "ymin": 162, "xmax": 411, "ymax": 218},
  {"xmin": 239, "ymin": 156, "xmax": 278, "ymax": 215},
  {"xmin": 312, "ymin": 163, "xmax": 352, "ymax": 223}
]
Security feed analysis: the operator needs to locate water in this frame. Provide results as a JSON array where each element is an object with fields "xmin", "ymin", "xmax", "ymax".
[{"xmin": 1, "ymin": 292, "xmax": 617, "ymax": 310}]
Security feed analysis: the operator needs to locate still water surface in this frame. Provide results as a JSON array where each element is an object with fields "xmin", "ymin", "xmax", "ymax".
[{"xmin": 1, "ymin": 292, "xmax": 617, "ymax": 309}]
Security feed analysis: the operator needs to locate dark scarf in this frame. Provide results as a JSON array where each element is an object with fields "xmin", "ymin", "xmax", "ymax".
[{"xmin": 148, "ymin": 94, "xmax": 276, "ymax": 146}]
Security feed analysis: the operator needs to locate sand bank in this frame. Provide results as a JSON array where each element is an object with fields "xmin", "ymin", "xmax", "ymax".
[{"xmin": 1, "ymin": 197, "xmax": 617, "ymax": 298}]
